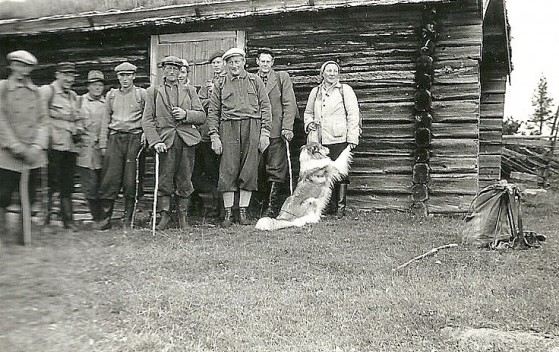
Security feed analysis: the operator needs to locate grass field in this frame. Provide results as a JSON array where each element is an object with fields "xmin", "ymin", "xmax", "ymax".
[{"xmin": 1, "ymin": 191, "xmax": 558, "ymax": 352}]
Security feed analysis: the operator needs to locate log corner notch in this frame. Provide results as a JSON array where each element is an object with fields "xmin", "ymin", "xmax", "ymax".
[{"xmin": 411, "ymin": 5, "xmax": 439, "ymax": 216}]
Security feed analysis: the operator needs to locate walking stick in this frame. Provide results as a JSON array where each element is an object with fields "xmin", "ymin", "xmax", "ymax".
[
  {"xmin": 285, "ymin": 139, "xmax": 293, "ymax": 195},
  {"xmin": 131, "ymin": 144, "xmax": 145, "ymax": 230},
  {"xmin": 20, "ymin": 169, "xmax": 32, "ymax": 245},
  {"xmin": 152, "ymin": 152, "xmax": 160, "ymax": 236}
]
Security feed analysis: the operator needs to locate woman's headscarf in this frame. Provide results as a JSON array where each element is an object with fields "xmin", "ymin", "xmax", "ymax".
[{"xmin": 320, "ymin": 60, "xmax": 341, "ymax": 85}]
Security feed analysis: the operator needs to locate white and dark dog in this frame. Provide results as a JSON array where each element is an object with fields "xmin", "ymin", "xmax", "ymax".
[{"xmin": 255, "ymin": 142, "xmax": 352, "ymax": 231}]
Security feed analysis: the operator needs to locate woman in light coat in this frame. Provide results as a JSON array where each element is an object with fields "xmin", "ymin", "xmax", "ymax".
[{"xmin": 303, "ymin": 60, "xmax": 360, "ymax": 217}]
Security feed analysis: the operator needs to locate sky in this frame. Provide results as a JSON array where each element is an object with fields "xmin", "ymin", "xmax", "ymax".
[{"xmin": 504, "ymin": 0, "xmax": 559, "ymax": 123}]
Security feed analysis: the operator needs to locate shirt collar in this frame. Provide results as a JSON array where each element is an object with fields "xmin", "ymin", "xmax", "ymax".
[
  {"xmin": 86, "ymin": 92, "xmax": 105, "ymax": 102},
  {"xmin": 258, "ymin": 70, "xmax": 270, "ymax": 79},
  {"xmin": 320, "ymin": 81, "xmax": 342, "ymax": 92},
  {"xmin": 164, "ymin": 79, "xmax": 179, "ymax": 88},
  {"xmin": 6, "ymin": 76, "xmax": 34, "ymax": 91},
  {"xmin": 228, "ymin": 70, "xmax": 248, "ymax": 80}
]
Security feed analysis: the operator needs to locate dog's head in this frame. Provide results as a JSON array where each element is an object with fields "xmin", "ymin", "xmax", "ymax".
[{"xmin": 300, "ymin": 142, "xmax": 330, "ymax": 164}]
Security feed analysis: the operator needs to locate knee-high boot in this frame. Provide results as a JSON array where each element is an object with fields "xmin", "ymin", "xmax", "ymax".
[
  {"xmin": 177, "ymin": 196, "xmax": 190, "ymax": 230},
  {"xmin": 156, "ymin": 195, "xmax": 172, "ymax": 230},
  {"xmin": 61, "ymin": 197, "xmax": 78, "ymax": 231},
  {"xmin": 337, "ymin": 184, "xmax": 348, "ymax": 218},
  {"xmin": 262, "ymin": 182, "xmax": 281, "ymax": 218},
  {"xmin": 97, "ymin": 199, "xmax": 114, "ymax": 231}
]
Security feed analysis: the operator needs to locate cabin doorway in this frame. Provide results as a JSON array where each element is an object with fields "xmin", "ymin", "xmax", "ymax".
[{"xmin": 150, "ymin": 31, "xmax": 245, "ymax": 89}]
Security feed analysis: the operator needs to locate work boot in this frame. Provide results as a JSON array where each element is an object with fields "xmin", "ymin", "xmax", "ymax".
[
  {"xmin": 0, "ymin": 207, "xmax": 6, "ymax": 237},
  {"xmin": 337, "ymin": 184, "xmax": 348, "ymax": 218},
  {"xmin": 238, "ymin": 207, "xmax": 251, "ymax": 225},
  {"xmin": 222, "ymin": 207, "xmax": 233, "ymax": 228},
  {"xmin": 156, "ymin": 195, "xmax": 172, "ymax": 231},
  {"xmin": 87, "ymin": 199, "xmax": 100, "ymax": 227},
  {"xmin": 177, "ymin": 196, "xmax": 190, "ymax": 230},
  {"xmin": 325, "ymin": 184, "xmax": 339, "ymax": 216},
  {"xmin": 96, "ymin": 199, "xmax": 114, "ymax": 231},
  {"xmin": 122, "ymin": 198, "xmax": 135, "ymax": 230},
  {"xmin": 61, "ymin": 197, "xmax": 78, "ymax": 232},
  {"xmin": 262, "ymin": 181, "xmax": 281, "ymax": 218}
]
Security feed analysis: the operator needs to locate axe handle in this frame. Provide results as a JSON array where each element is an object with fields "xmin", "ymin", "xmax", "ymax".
[{"xmin": 20, "ymin": 169, "xmax": 32, "ymax": 245}]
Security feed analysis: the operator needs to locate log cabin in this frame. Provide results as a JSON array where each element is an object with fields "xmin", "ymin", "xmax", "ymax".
[{"xmin": 0, "ymin": 0, "xmax": 511, "ymax": 216}]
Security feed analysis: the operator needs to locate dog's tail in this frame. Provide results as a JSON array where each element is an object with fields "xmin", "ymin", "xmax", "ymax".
[
  {"xmin": 332, "ymin": 146, "xmax": 353, "ymax": 181},
  {"xmin": 255, "ymin": 217, "xmax": 296, "ymax": 231}
]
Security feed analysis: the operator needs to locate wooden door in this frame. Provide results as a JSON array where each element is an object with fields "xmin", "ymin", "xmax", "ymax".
[{"xmin": 150, "ymin": 31, "xmax": 245, "ymax": 89}]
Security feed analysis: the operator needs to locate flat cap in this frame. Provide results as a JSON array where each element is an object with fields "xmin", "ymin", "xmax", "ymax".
[
  {"xmin": 180, "ymin": 59, "xmax": 189, "ymax": 68},
  {"xmin": 208, "ymin": 50, "xmax": 225, "ymax": 63},
  {"xmin": 222, "ymin": 48, "xmax": 246, "ymax": 62},
  {"xmin": 114, "ymin": 62, "xmax": 137, "ymax": 74},
  {"xmin": 56, "ymin": 61, "xmax": 77, "ymax": 73},
  {"xmin": 87, "ymin": 70, "xmax": 105, "ymax": 83},
  {"xmin": 159, "ymin": 55, "xmax": 183, "ymax": 68},
  {"xmin": 7, "ymin": 50, "xmax": 38, "ymax": 65},
  {"xmin": 257, "ymin": 48, "xmax": 274, "ymax": 58}
]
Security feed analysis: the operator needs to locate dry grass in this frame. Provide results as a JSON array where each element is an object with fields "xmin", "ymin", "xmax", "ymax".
[{"xmin": 1, "ymin": 193, "xmax": 558, "ymax": 351}]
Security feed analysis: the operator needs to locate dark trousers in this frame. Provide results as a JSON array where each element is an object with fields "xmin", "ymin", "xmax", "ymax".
[
  {"xmin": 192, "ymin": 141, "xmax": 220, "ymax": 193},
  {"xmin": 79, "ymin": 167, "xmax": 102, "ymax": 200},
  {"xmin": 218, "ymin": 119, "xmax": 261, "ymax": 192},
  {"xmin": 48, "ymin": 150, "xmax": 76, "ymax": 198},
  {"xmin": 99, "ymin": 132, "xmax": 143, "ymax": 200},
  {"xmin": 158, "ymin": 135, "xmax": 196, "ymax": 198},
  {"xmin": 261, "ymin": 137, "xmax": 288, "ymax": 183},
  {"xmin": 0, "ymin": 168, "xmax": 40, "ymax": 208},
  {"xmin": 324, "ymin": 142, "xmax": 349, "ymax": 184}
]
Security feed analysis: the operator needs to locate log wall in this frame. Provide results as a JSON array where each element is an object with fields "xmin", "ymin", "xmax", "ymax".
[{"xmin": 0, "ymin": 0, "xmax": 486, "ymax": 217}]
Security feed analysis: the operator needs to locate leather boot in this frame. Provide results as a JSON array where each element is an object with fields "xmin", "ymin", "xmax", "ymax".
[
  {"xmin": 326, "ymin": 183, "xmax": 339, "ymax": 215},
  {"xmin": 262, "ymin": 182, "xmax": 281, "ymax": 218},
  {"xmin": 177, "ymin": 196, "xmax": 190, "ymax": 230},
  {"xmin": 238, "ymin": 207, "xmax": 251, "ymax": 225},
  {"xmin": 337, "ymin": 184, "xmax": 348, "ymax": 218},
  {"xmin": 206, "ymin": 189, "xmax": 220, "ymax": 218},
  {"xmin": 61, "ymin": 197, "xmax": 78, "ymax": 232},
  {"xmin": 122, "ymin": 198, "xmax": 135, "ymax": 230},
  {"xmin": 0, "ymin": 207, "xmax": 6, "ymax": 237},
  {"xmin": 96, "ymin": 199, "xmax": 114, "ymax": 231},
  {"xmin": 156, "ymin": 195, "xmax": 172, "ymax": 231},
  {"xmin": 222, "ymin": 207, "xmax": 233, "ymax": 227},
  {"xmin": 87, "ymin": 199, "xmax": 99, "ymax": 223}
]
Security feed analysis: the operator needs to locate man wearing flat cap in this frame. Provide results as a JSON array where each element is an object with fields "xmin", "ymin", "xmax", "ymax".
[
  {"xmin": 97, "ymin": 61, "xmax": 147, "ymax": 230},
  {"xmin": 142, "ymin": 55, "xmax": 206, "ymax": 230},
  {"xmin": 0, "ymin": 50, "xmax": 48, "ymax": 242},
  {"xmin": 255, "ymin": 48, "xmax": 298, "ymax": 218},
  {"xmin": 207, "ymin": 48, "xmax": 272, "ymax": 227},
  {"xmin": 193, "ymin": 49, "xmax": 225, "ymax": 218},
  {"xmin": 76, "ymin": 70, "xmax": 106, "ymax": 229},
  {"xmin": 40, "ymin": 61, "xmax": 83, "ymax": 232}
]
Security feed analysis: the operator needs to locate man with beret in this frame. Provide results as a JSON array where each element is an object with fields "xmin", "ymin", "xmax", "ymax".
[
  {"xmin": 0, "ymin": 50, "xmax": 48, "ymax": 242},
  {"xmin": 76, "ymin": 70, "xmax": 106, "ymax": 229},
  {"xmin": 255, "ymin": 48, "xmax": 297, "ymax": 218},
  {"xmin": 40, "ymin": 61, "xmax": 83, "ymax": 232},
  {"xmin": 193, "ymin": 49, "xmax": 225, "ymax": 218},
  {"xmin": 142, "ymin": 55, "xmax": 206, "ymax": 230},
  {"xmin": 97, "ymin": 62, "xmax": 147, "ymax": 230},
  {"xmin": 207, "ymin": 48, "xmax": 272, "ymax": 227}
]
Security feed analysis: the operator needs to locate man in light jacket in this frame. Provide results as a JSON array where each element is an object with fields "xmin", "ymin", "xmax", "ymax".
[
  {"xmin": 0, "ymin": 50, "xmax": 48, "ymax": 242},
  {"xmin": 142, "ymin": 55, "xmax": 206, "ymax": 230}
]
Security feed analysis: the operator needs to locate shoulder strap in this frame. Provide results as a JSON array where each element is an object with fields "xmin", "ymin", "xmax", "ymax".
[
  {"xmin": 107, "ymin": 88, "xmax": 117, "ymax": 114},
  {"xmin": 48, "ymin": 84, "xmax": 55, "ymax": 108}
]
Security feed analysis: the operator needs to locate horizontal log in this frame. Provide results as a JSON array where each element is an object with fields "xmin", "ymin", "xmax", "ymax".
[
  {"xmin": 349, "ymin": 192, "xmax": 413, "ymax": 212},
  {"xmin": 351, "ymin": 174, "xmax": 412, "ymax": 193},
  {"xmin": 433, "ymin": 100, "xmax": 479, "ymax": 122},
  {"xmin": 352, "ymin": 155, "xmax": 414, "ymax": 174},
  {"xmin": 479, "ymin": 117, "xmax": 503, "ymax": 131},
  {"xmin": 431, "ymin": 138, "xmax": 478, "ymax": 157},
  {"xmin": 429, "ymin": 156, "xmax": 478, "ymax": 173},
  {"xmin": 479, "ymin": 143, "xmax": 502, "ymax": 155},
  {"xmin": 480, "ymin": 103, "xmax": 505, "ymax": 118},
  {"xmin": 429, "ymin": 174, "xmax": 478, "ymax": 195},
  {"xmin": 431, "ymin": 122, "xmax": 478, "ymax": 138},
  {"xmin": 478, "ymin": 154, "xmax": 501, "ymax": 167},
  {"xmin": 502, "ymin": 136, "xmax": 554, "ymax": 148},
  {"xmin": 426, "ymin": 193, "xmax": 475, "ymax": 214}
]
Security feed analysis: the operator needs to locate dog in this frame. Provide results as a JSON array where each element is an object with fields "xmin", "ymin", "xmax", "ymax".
[{"xmin": 255, "ymin": 142, "xmax": 352, "ymax": 231}]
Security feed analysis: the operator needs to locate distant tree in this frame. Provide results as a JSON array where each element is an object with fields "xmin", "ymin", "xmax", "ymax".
[
  {"xmin": 528, "ymin": 75, "xmax": 554, "ymax": 135},
  {"xmin": 502, "ymin": 116, "xmax": 522, "ymax": 135}
]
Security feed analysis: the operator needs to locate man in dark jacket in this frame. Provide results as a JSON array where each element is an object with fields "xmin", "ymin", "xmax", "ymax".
[
  {"xmin": 256, "ymin": 48, "xmax": 297, "ymax": 218},
  {"xmin": 207, "ymin": 48, "xmax": 272, "ymax": 227},
  {"xmin": 142, "ymin": 55, "xmax": 206, "ymax": 230},
  {"xmin": 0, "ymin": 50, "xmax": 48, "ymax": 243}
]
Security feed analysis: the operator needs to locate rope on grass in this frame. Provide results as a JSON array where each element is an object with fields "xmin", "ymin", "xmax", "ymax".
[{"xmin": 393, "ymin": 243, "xmax": 458, "ymax": 271}]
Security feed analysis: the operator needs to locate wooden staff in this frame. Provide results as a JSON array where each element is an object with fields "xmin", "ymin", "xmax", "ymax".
[
  {"xmin": 131, "ymin": 144, "xmax": 145, "ymax": 230},
  {"xmin": 152, "ymin": 152, "xmax": 160, "ymax": 236},
  {"xmin": 285, "ymin": 139, "xmax": 293, "ymax": 195},
  {"xmin": 20, "ymin": 169, "xmax": 32, "ymax": 245}
]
